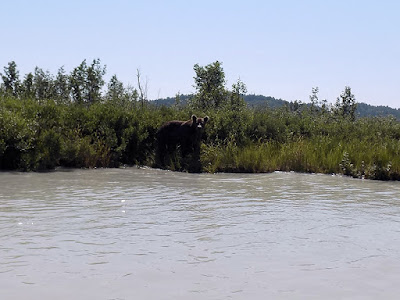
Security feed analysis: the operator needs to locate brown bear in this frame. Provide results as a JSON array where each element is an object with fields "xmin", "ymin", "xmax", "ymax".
[{"xmin": 156, "ymin": 115, "xmax": 209, "ymax": 170}]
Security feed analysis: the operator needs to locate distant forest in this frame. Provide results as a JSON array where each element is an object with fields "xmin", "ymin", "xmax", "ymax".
[
  {"xmin": 154, "ymin": 94, "xmax": 400, "ymax": 119},
  {"xmin": 1, "ymin": 59, "xmax": 398, "ymax": 118}
]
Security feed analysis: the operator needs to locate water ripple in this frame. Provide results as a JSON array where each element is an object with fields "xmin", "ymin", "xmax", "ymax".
[{"xmin": 1, "ymin": 169, "xmax": 400, "ymax": 299}]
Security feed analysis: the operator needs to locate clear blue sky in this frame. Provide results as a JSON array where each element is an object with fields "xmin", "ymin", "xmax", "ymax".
[{"xmin": 1, "ymin": 0, "xmax": 399, "ymax": 108}]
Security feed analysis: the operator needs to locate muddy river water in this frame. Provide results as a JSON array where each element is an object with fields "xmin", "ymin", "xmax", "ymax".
[{"xmin": 1, "ymin": 168, "xmax": 400, "ymax": 299}]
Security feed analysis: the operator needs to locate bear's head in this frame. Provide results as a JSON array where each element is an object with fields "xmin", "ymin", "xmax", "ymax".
[{"xmin": 191, "ymin": 115, "xmax": 209, "ymax": 130}]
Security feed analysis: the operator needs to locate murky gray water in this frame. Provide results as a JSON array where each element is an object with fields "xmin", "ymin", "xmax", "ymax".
[{"xmin": 1, "ymin": 168, "xmax": 400, "ymax": 299}]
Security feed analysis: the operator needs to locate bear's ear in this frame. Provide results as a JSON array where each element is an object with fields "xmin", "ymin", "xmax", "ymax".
[
  {"xmin": 192, "ymin": 115, "xmax": 197, "ymax": 123},
  {"xmin": 204, "ymin": 116, "xmax": 209, "ymax": 123}
]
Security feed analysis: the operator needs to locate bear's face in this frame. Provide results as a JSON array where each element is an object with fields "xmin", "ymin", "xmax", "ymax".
[
  {"xmin": 191, "ymin": 115, "xmax": 209, "ymax": 139},
  {"xmin": 192, "ymin": 115, "xmax": 209, "ymax": 130}
]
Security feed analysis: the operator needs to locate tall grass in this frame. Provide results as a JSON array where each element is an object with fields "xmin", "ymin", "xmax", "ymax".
[{"xmin": 201, "ymin": 131, "xmax": 400, "ymax": 180}]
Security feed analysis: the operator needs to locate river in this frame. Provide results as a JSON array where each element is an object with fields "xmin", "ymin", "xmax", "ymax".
[{"xmin": 1, "ymin": 168, "xmax": 400, "ymax": 299}]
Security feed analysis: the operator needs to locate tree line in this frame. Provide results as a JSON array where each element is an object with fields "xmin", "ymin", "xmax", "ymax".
[
  {"xmin": 0, "ymin": 59, "xmax": 139, "ymax": 105},
  {"xmin": 0, "ymin": 59, "xmax": 361, "ymax": 120}
]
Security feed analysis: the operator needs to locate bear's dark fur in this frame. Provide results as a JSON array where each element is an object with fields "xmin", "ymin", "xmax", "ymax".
[{"xmin": 156, "ymin": 115, "xmax": 209, "ymax": 170}]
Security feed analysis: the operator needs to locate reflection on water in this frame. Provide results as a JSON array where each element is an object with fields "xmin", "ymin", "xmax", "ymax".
[{"xmin": 1, "ymin": 168, "xmax": 400, "ymax": 299}]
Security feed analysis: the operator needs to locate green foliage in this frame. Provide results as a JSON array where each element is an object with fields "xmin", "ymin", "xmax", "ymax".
[
  {"xmin": 205, "ymin": 107, "xmax": 251, "ymax": 146},
  {"xmin": 54, "ymin": 66, "xmax": 70, "ymax": 103},
  {"xmin": 33, "ymin": 67, "xmax": 54, "ymax": 100},
  {"xmin": 106, "ymin": 75, "xmax": 125, "ymax": 102},
  {"xmin": 1, "ymin": 61, "xmax": 20, "ymax": 97},
  {"xmin": 1, "ymin": 60, "xmax": 400, "ymax": 180},
  {"xmin": 1, "ymin": 59, "xmax": 107, "ymax": 104},
  {"xmin": 334, "ymin": 86, "xmax": 357, "ymax": 121},
  {"xmin": 190, "ymin": 61, "xmax": 228, "ymax": 109},
  {"xmin": 1, "ymin": 92, "xmax": 400, "ymax": 180},
  {"xmin": 70, "ymin": 59, "xmax": 106, "ymax": 104},
  {"xmin": 230, "ymin": 79, "xmax": 247, "ymax": 110},
  {"xmin": 21, "ymin": 72, "xmax": 35, "ymax": 99}
]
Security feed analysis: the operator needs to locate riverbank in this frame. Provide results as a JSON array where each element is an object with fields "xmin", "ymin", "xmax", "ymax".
[
  {"xmin": 200, "ymin": 138, "xmax": 400, "ymax": 180},
  {"xmin": 1, "ymin": 97, "xmax": 400, "ymax": 180}
]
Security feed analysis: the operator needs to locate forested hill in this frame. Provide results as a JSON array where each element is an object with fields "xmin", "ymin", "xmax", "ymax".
[
  {"xmin": 152, "ymin": 94, "xmax": 286, "ymax": 108},
  {"xmin": 356, "ymin": 102, "xmax": 400, "ymax": 118},
  {"xmin": 153, "ymin": 94, "xmax": 400, "ymax": 119}
]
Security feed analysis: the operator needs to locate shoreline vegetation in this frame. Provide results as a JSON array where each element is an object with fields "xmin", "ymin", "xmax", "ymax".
[{"xmin": 1, "ymin": 60, "xmax": 400, "ymax": 180}]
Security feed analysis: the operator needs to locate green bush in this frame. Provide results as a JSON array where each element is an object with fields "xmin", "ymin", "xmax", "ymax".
[{"xmin": 1, "ymin": 95, "xmax": 400, "ymax": 180}]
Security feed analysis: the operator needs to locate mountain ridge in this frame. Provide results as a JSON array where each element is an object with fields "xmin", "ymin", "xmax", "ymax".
[{"xmin": 153, "ymin": 94, "xmax": 400, "ymax": 119}]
